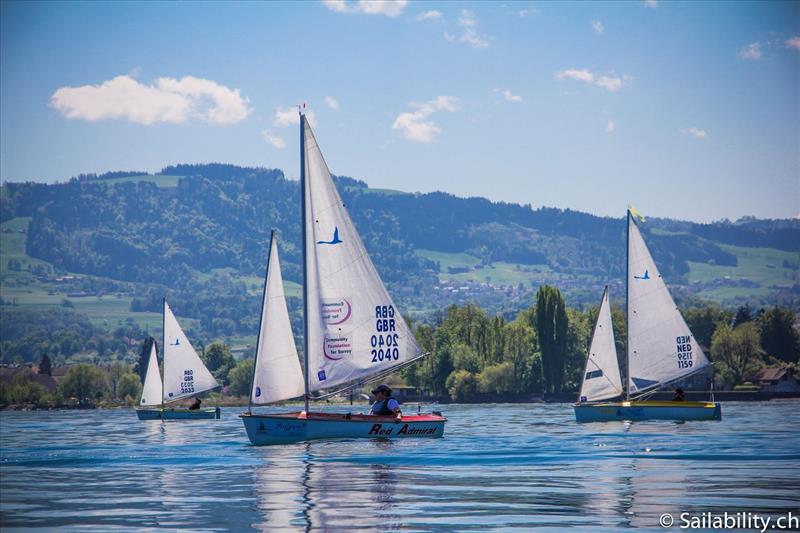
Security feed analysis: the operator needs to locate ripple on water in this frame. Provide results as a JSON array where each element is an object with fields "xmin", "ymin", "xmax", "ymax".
[{"xmin": 1, "ymin": 402, "xmax": 799, "ymax": 531}]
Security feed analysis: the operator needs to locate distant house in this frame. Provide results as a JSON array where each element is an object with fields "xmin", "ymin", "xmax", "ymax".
[{"xmin": 754, "ymin": 367, "xmax": 800, "ymax": 393}]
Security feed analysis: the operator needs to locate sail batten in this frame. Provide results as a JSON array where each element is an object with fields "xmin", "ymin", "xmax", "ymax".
[
  {"xmin": 301, "ymin": 115, "xmax": 423, "ymax": 393},
  {"xmin": 626, "ymin": 215, "xmax": 710, "ymax": 395},
  {"xmin": 250, "ymin": 233, "xmax": 305, "ymax": 405},
  {"xmin": 162, "ymin": 301, "xmax": 219, "ymax": 403}
]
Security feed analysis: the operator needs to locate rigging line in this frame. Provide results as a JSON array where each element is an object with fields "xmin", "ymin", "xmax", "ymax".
[
  {"xmin": 629, "ymin": 363, "xmax": 713, "ymax": 400},
  {"xmin": 307, "ymin": 352, "xmax": 430, "ymax": 400}
]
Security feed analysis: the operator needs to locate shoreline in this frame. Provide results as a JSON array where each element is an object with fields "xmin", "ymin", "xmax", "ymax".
[{"xmin": 3, "ymin": 392, "xmax": 799, "ymax": 411}]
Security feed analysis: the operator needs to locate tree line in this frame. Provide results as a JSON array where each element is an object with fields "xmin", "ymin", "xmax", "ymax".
[{"xmin": 3, "ymin": 287, "xmax": 798, "ymax": 408}]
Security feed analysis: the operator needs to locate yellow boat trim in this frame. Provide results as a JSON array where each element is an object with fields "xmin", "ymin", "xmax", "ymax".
[{"xmin": 574, "ymin": 401, "xmax": 718, "ymax": 408}]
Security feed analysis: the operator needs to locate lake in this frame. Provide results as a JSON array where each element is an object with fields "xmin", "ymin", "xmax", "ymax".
[{"xmin": 1, "ymin": 402, "xmax": 799, "ymax": 531}]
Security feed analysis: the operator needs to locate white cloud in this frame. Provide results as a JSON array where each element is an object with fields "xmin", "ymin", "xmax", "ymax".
[
  {"xmin": 322, "ymin": 0, "xmax": 407, "ymax": 17},
  {"xmin": 682, "ymin": 127, "xmax": 707, "ymax": 139},
  {"xmin": 458, "ymin": 10, "xmax": 477, "ymax": 27},
  {"xmin": 262, "ymin": 130, "xmax": 286, "ymax": 149},
  {"xmin": 517, "ymin": 8, "xmax": 538, "ymax": 18},
  {"xmin": 786, "ymin": 36, "xmax": 800, "ymax": 50},
  {"xmin": 595, "ymin": 76, "xmax": 622, "ymax": 92},
  {"xmin": 606, "ymin": 120, "xmax": 616, "ymax": 133},
  {"xmin": 592, "ymin": 20, "xmax": 604, "ymax": 34},
  {"xmin": 392, "ymin": 96, "xmax": 460, "ymax": 142},
  {"xmin": 50, "ymin": 75, "xmax": 250, "ymax": 125},
  {"xmin": 738, "ymin": 42, "xmax": 762, "ymax": 60},
  {"xmin": 643, "ymin": 0, "xmax": 658, "ymax": 8},
  {"xmin": 274, "ymin": 107, "xmax": 318, "ymax": 127},
  {"xmin": 554, "ymin": 68, "xmax": 627, "ymax": 92},
  {"xmin": 324, "ymin": 96, "xmax": 339, "ymax": 110},
  {"xmin": 417, "ymin": 10, "xmax": 442, "ymax": 21},
  {"xmin": 445, "ymin": 9, "xmax": 490, "ymax": 49},
  {"xmin": 497, "ymin": 89, "xmax": 524, "ymax": 103}
]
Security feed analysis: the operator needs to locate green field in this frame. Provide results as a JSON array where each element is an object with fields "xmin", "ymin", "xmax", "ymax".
[
  {"xmin": 0, "ymin": 217, "xmax": 54, "ymax": 276},
  {"xmin": 416, "ymin": 249, "xmax": 482, "ymax": 271},
  {"xmin": 687, "ymin": 245, "xmax": 798, "ymax": 288},
  {"xmin": 100, "ymin": 174, "xmax": 184, "ymax": 188},
  {"xmin": 416, "ymin": 249, "xmax": 559, "ymax": 286}
]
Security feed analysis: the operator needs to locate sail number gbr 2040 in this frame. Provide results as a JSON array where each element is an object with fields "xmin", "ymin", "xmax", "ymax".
[{"xmin": 371, "ymin": 305, "xmax": 399, "ymax": 362}]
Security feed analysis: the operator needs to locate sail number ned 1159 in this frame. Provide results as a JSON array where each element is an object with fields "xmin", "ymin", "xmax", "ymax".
[{"xmin": 372, "ymin": 305, "xmax": 399, "ymax": 362}]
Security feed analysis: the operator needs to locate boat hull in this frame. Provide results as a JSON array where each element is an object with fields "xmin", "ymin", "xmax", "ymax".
[
  {"xmin": 574, "ymin": 400, "xmax": 721, "ymax": 422},
  {"xmin": 240, "ymin": 411, "xmax": 446, "ymax": 445},
  {"xmin": 136, "ymin": 407, "xmax": 221, "ymax": 420}
]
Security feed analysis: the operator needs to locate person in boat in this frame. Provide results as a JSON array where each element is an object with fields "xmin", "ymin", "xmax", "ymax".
[
  {"xmin": 369, "ymin": 384, "xmax": 402, "ymax": 421},
  {"xmin": 189, "ymin": 397, "xmax": 202, "ymax": 410},
  {"xmin": 673, "ymin": 388, "xmax": 685, "ymax": 402}
]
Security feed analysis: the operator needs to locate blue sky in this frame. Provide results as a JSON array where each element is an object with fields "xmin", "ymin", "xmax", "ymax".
[{"xmin": 1, "ymin": 0, "xmax": 798, "ymax": 222}]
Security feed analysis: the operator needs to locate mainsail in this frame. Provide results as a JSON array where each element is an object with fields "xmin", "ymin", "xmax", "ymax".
[
  {"xmin": 162, "ymin": 300, "xmax": 219, "ymax": 403},
  {"xmin": 627, "ymin": 214, "xmax": 710, "ymax": 395},
  {"xmin": 301, "ymin": 114, "xmax": 423, "ymax": 393},
  {"xmin": 578, "ymin": 286, "xmax": 623, "ymax": 402},
  {"xmin": 250, "ymin": 232, "xmax": 305, "ymax": 405},
  {"xmin": 139, "ymin": 341, "xmax": 162, "ymax": 406}
]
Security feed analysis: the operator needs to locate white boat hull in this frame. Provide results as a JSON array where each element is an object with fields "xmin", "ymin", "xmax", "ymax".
[
  {"xmin": 240, "ymin": 411, "xmax": 446, "ymax": 445},
  {"xmin": 136, "ymin": 407, "xmax": 221, "ymax": 420},
  {"xmin": 574, "ymin": 400, "xmax": 721, "ymax": 422}
]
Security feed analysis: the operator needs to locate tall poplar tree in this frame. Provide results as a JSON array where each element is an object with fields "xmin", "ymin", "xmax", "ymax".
[{"xmin": 535, "ymin": 285, "xmax": 568, "ymax": 394}]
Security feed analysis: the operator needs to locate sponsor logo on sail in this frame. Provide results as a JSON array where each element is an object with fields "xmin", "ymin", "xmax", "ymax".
[
  {"xmin": 255, "ymin": 386, "xmax": 261, "ymax": 397},
  {"xmin": 634, "ymin": 270, "xmax": 650, "ymax": 280},
  {"xmin": 317, "ymin": 226, "xmax": 342, "ymax": 245},
  {"xmin": 323, "ymin": 333, "xmax": 353, "ymax": 361},
  {"xmin": 170, "ymin": 338, "xmax": 181, "ymax": 346},
  {"xmin": 318, "ymin": 370, "xmax": 327, "ymax": 381},
  {"xmin": 322, "ymin": 299, "xmax": 352, "ymax": 325}
]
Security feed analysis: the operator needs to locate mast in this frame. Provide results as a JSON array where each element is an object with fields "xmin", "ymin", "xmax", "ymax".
[
  {"xmin": 248, "ymin": 230, "xmax": 276, "ymax": 414},
  {"xmin": 161, "ymin": 296, "xmax": 166, "ymax": 413},
  {"xmin": 625, "ymin": 210, "xmax": 631, "ymax": 401},
  {"xmin": 300, "ymin": 111, "xmax": 310, "ymax": 415}
]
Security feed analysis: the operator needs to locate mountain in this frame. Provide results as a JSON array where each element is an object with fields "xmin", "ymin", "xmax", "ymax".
[{"xmin": 2, "ymin": 164, "xmax": 798, "ymax": 342}]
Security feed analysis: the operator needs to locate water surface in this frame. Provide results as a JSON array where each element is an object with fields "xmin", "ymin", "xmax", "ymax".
[{"xmin": 2, "ymin": 402, "xmax": 799, "ymax": 531}]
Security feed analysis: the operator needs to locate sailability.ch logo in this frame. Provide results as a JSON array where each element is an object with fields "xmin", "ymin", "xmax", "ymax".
[{"xmin": 317, "ymin": 226, "xmax": 342, "ymax": 245}]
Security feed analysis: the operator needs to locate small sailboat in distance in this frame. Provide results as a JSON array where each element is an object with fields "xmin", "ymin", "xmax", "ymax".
[
  {"xmin": 136, "ymin": 300, "xmax": 221, "ymax": 420},
  {"xmin": 240, "ymin": 111, "xmax": 445, "ymax": 444},
  {"xmin": 573, "ymin": 208, "xmax": 721, "ymax": 422}
]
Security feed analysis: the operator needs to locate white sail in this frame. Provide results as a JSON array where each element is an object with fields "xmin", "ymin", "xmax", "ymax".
[
  {"xmin": 250, "ymin": 233, "xmax": 305, "ymax": 405},
  {"xmin": 302, "ymin": 115, "xmax": 423, "ymax": 393},
  {"xmin": 162, "ymin": 300, "xmax": 219, "ymax": 403},
  {"xmin": 627, "ymin": 214, "xmax": 710, "ymax": 395},
  {"xmin": 139, "ymin": 341, "xmax": 162, "ymax": 406},
  {"xmin": 579, "ymin": 286, "xmax": 623, "ymax": 402}
]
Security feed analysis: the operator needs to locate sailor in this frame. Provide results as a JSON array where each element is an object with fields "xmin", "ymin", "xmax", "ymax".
[
  {"xmin": 369, "ymin": 384, "xmax": 402, "ymax": 421},
  {"xmin": 673, "ymin": 388, "xmax": 685, "ymax": 402},
  {"xmin": 189, "ymin": 397, "xmax": 202, "ymax": 410}
]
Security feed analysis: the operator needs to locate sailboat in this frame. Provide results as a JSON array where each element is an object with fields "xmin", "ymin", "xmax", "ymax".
[
  {"xmin": 136, "ymin": 299, "xmax": 221, "ymax": 420},
  {"xmin": 240, "ymin": 112, "xmax": 446, "ymax": 445},
  {"xmin": 573, "ymin": 209, "xmax": 721, "ymax": 422}
]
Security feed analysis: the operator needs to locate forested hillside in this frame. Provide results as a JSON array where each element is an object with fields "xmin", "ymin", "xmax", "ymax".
[{"xmin": 1, "ymin": 163, "xmax": 798, "ymax": 355}]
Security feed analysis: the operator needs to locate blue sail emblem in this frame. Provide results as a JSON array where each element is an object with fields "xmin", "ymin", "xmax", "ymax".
[
  {"xmin": 317, "ymin": 227, "xmax": 342, "ymax": 245},
  {"xmin": 634, "ymin": 270, "xmax": 650, "ymax": 280},
  {"xmin": 255, "ymin": 386, "xmax": 261, "ymax": 397},
  {"xmin": 170, "ymin": 338, "xmax": 180, "ymax": 346}
]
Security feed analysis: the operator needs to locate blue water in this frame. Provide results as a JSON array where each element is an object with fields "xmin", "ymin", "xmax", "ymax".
[{"xmin": 1, "ymin": 402, "xmax": 799, "ymax": 531}]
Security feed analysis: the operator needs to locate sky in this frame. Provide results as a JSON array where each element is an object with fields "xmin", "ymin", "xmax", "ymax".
[{"xmin": 1, "ymin": 0, "xmax": 798, "ymax": 222}]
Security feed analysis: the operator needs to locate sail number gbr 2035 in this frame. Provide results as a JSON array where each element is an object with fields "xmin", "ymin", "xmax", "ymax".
[{"xmin": 371, "ymin": 305, "xmax": 399, "ymax": 363}]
